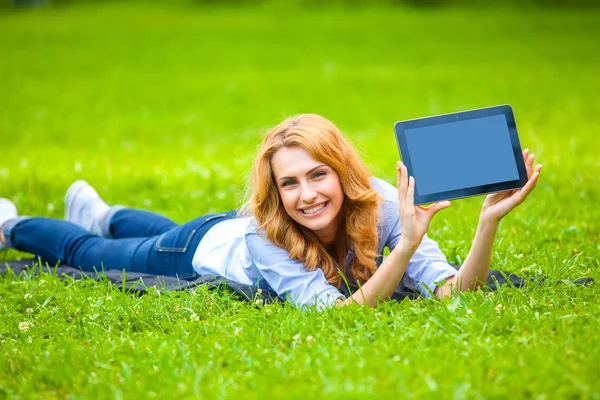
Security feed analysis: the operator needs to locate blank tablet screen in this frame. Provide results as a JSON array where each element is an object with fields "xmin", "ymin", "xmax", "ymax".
[{"xmin": 404, "ymin": 114, "xmax": 520, "ymax": 196}]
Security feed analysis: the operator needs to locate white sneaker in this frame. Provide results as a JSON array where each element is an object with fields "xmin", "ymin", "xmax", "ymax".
[
  {"xmin": 0, "ymin": 198, "xmax": 18, "ymax": 250},
  {"xmin": 64, "ymin": 180, "xmax": 110, "ymax": 236}
]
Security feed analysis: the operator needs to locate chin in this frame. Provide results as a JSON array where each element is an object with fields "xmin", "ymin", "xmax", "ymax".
[
  {"xmin": 302, "ymin": 220, "xmax": 330, "ymax": 232},
  {"xmin": 295, "ymin": 214, "xmax": 334, "ymax": 232}
]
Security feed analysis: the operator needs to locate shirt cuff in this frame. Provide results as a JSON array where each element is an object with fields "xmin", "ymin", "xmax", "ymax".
[{"xmin": 419, "ymin": 261, "xmax": 458, "ymax": 298}]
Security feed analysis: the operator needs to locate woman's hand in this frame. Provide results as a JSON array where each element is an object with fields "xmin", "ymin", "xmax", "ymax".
[
  {"xmin": 480, "ymin": 149, "xmax": 543, "ymax": 223},
  {"xmin": 396, "ymin": 161, "xmax": 451, "ymax": 251}
]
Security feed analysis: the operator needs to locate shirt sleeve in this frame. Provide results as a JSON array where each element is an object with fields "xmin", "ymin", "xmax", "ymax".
[
  {"xmin": 245, "ymin": 229, "xmax": 346, "ymax": 311},
  {"xmin": 382, "ymin": 183, "xmax": 457, "ymax": 298}
]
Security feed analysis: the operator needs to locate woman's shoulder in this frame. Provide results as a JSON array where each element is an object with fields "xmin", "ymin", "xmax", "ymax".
[
  {"xmin": 243, "ymin": 217, "xmax": 271, "ymax": 245},
  {"xmin": 369, "ymin": 176, "xmax": 399, "ymax": 203}
]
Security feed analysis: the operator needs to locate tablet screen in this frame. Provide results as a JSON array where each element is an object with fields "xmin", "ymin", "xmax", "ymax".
[{"xmin": 404, "ymin": 114, "xmax": 520, "ymax": 196}]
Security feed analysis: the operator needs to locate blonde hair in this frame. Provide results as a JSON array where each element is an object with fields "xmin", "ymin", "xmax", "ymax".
[{"xmin": 242, "ymin": 114, "xmax": 381, "ymax": 289}]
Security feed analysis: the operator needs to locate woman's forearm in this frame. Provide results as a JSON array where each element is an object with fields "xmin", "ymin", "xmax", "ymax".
[
  {"xmin": 451, "ymin": 216, "xmax": 499, "ymax": 293},
  {"xmin": 339, "ymin": 240, "xmax": 417, "ymax": 307}
]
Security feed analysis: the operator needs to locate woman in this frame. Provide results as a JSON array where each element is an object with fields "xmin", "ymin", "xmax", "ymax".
[{"xmin": 0, "ymin": 114, "xmax": 542, "ymax": 310}]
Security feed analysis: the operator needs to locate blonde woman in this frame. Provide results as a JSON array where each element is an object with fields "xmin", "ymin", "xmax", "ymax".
[{"xmin": 0, "ymin": 114, "xmax": 542, "ymax": 310}]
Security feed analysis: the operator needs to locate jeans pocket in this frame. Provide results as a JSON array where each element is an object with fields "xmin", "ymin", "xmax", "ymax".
[
  {"xmin": 154, "ymin": 228, "xmax": 197, "ymax": 253},
  {"xmin": 153, "ymin": 213, "xmax": 230, "ymax": 254}
]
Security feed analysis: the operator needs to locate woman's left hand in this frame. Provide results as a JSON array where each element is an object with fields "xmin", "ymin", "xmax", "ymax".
[{"xmin": 480, "ymin": 149, "xmax": 543, "ymax": 223}]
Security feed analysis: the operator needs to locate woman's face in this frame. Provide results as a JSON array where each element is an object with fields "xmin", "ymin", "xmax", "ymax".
[{"xmin": 271, "ymin": 146, "xmax": 344, "ymax": 245}]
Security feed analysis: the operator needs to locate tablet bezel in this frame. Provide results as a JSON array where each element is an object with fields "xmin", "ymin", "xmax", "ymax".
[{"xmin": 394, "ymin": 105, "xmax": 528, "ymax": 205}]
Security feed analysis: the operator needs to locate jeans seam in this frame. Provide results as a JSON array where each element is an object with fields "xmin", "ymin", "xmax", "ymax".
[{"xmin": 204, "ymin": 213, "xmax": 228, "ymax": 222}]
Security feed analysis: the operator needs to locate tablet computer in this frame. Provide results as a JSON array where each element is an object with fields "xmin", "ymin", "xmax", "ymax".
[{"xmin": 394, "ymin": 105, "xmax": 528, "ymax": 205}]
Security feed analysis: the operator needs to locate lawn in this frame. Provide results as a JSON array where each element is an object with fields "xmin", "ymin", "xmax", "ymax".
[{"xmin": 1, "ymin": 2, "xmax": 599, "ymax": 398}]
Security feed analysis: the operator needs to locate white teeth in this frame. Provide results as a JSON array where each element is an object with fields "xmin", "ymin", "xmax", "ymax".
[{"xmin": 302, "ymin": 202, "xmax": 327, "ymax": 215}]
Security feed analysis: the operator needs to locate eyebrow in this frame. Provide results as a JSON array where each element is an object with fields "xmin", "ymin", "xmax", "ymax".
[{"xmin": 277, "ymin": 164, "xmax": 328, "ymax": 183}]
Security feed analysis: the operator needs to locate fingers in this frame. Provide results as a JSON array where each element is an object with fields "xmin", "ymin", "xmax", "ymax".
[
  {"xmin": 523, "ymin": 148, "xmax": 536, "ymax": 179},
  {"xmin": 396, "ymin": 161, "xmax": 406, "ymax": 209},
  {"xmin": 513, "ymin": 164, "xmax": 543, "ymax": 204},
  {"xmin": 522, "ymin": 148, "xmax": 529, "ymax": 176},
  {"xmin": 407, "ymin": 176, "xmax": 415, "ymax": 210},
  {"xmin": 397, "ymin": 161, "xmax": 416, "ymax": 215},
  {"xmin": 397, "ymin": 161, "xmax": 409, "ymax": 204},
  {"xmin": 425, "ymin": 200, "xmax": 451, "ymax": 220},
  {"xmin": 526, "ymin": 153, "xmax": 535, "ymax": 179}
]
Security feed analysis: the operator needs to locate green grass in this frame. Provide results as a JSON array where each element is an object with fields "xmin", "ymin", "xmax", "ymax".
[{"xmin": 1, "ymin": 3, "xmax": 599, "ymax": 398}]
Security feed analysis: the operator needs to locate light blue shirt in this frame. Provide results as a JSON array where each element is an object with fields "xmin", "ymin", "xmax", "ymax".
[{"xmin": 192, "ymin": 177, "xmax": 457, "ymax": 310}]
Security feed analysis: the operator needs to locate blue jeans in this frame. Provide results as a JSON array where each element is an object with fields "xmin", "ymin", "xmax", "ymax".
[{"xmin": 3, "ymin": 208, "xmax": 237, "ymax": 280}]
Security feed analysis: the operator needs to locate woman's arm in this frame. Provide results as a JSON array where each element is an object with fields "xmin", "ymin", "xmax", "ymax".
[
  {"xmin": 339, "ymin": 161, "xmax": 450, "ymax": 307},
  {"xmin": 434, "ymin": 217, "xmax": 498, "ymax": 297},
  {"xmin": 435, "ymin": 149, "xmax": 543, "ymax": 297},
  {"xmin": 339, "ymin": 239, "xmax": 418, "ymax": 307}
]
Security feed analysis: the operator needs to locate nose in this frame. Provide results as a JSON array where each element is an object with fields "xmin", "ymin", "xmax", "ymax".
[{"xmin": 299, "ymin": 182, "xmax": 317, "ymax": 204}]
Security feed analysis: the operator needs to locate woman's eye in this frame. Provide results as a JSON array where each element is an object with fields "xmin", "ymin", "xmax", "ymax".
[
  {"xmin": 282, "ymin": 180, "xmax": 296, "ymax": 187},
  {"xmin": 312, "ymin": 171, "xmax": 326, "ymax": 179}
]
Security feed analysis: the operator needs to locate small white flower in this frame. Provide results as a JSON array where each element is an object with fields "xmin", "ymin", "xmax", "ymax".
[
  {"xmin": 190, "ymin": 313, "xmax": 199, "ymax": 322},
  {"xmin": 292, "ymin": 333, "xmax": 301, "ymax": 342},
  {"xmin": 254, "ymin": 298, "xmax": 263, "ymax": 307},
  {"xmin": 256, "ymin": 288, "xmax": 262, "ymax": 296},
  {"xmin": 306, "ymin": 335, "xmax": 315, "ymax": 345},
  {"xmin": 19, "ymin": 322, "xmax": 32, "ymax": 332},
  {"xmin": 214, "ymin": 342, "xmax": 222, "ymax": 350},
  {"xmin": 26, "ymin": 308, "xmax": 34, "ymax": 314},
  {"xmin": 234, "ymin": 327, "xmax": 241, "ymax": 336},
  {"xmin": 392, "ymin": 355, "xmax": 401, "ymax": 362},
  {"xmin": 466, "ymin": 309, "xmax": 473, "ymax": 316},
  {"xmin": 24, "ymin": 293, "xmax": 32, "ymax": 300},
  {"xmin": 495, "ymin": 304, "xmax": 504, "ymax": 313},
  {"xmin": 105, "ymin": 296, "xmax": 113, "ymax": 302}
]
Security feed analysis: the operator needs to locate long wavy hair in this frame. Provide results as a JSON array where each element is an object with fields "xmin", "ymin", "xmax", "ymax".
[{"xmin": 242, "ymin": 114, "xmax": 381, "ymax": 289}]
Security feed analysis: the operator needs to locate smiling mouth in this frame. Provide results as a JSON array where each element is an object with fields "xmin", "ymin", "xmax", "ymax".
[{"xmin": 299, "ymin": 201, "xmax": 328, "ymax": 215}]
